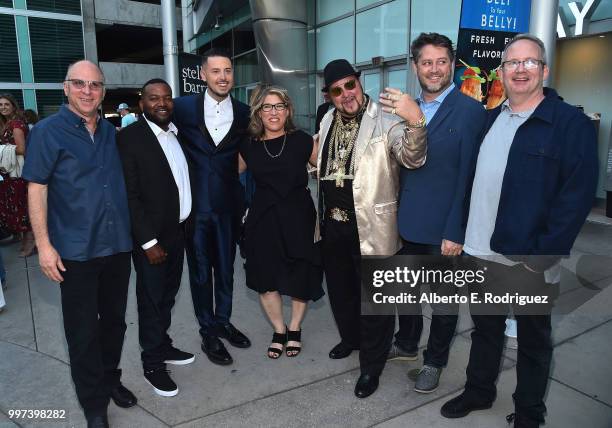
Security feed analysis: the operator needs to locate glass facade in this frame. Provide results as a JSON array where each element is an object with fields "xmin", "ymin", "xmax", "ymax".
[
  {"xmin": 317, "ymin": 0, "xmax": 352, "ymax": 23},
  {"xmin": 26, "ymin": 0, "xmax": 81, "ymax": 15},
  {"xmin": 316, "ymin": 16, "xmax": 354, "ymax": 69},
  {"xmin": 0, "ymin": 3, "xmax": 83, "ymax": 116},
  {"xmin": 355, "ymin": 0, "xmax": 408, "ymax": 63},
  {"xmin": 410, "ymin": 0, "xmax": 462, "ymax": 45},
  {"xmin": 29, "ymin": 17, "xmax": 84, "ymax": 82},
  {"xmin": 0, "ymin": 14, "xmax": 20, "ymax": 82},
  {"xmin": 35, "ymin": 89, "xmax": 64, "ymax": 118}
]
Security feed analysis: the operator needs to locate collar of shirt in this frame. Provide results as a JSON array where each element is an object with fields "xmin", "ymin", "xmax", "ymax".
[
  {"xmin": 59, "ymin": 104, "xmax": 101, "ymax": 127},
  {"xmin": 204, "ymin": 90, "xmax": 232, "ymax": 115},
  {"xmin": 501, "ymin": 99, "xmax": 535, "ymax": 119},
  {"xmin": 143, "ymin": 114, "xmax": 178, "ymax": 136},
  {"xmin": 417, "ymin": 82, "xmax": 455, "ymax": 107},
  {"xmin": 417, "ymin": 83, "xmax": 455, "ymax": 124}
]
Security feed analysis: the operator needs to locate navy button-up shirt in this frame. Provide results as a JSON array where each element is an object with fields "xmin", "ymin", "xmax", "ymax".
[{"xmin": 23, "ymin": 105, "xmax": 132, "ymax": 261}]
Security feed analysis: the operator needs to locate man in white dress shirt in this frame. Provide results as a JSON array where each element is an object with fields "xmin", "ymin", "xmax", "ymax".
[
  {"xmin": 173, "ymin": 49, "xmax": 252, "ymax": 366},
  {"xmin": 118, "ymin": 78, "xmax": 195, "ymax": 397}
]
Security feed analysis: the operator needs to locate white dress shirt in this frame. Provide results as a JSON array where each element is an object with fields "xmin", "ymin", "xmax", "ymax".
[
  {"xmin": 142, "ymin": 116, "xmax": 192, "ymax": 250},
  {"xmin": 204, "ymin": 89, "xmax": 233, "ymax": 145}
]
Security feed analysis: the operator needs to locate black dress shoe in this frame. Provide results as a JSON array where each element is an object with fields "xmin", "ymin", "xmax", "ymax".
[
  {"xmin": 110, "ymin": 384, "xmax": 137, "ymax": 408},
  {"xmin": 440, "ymin": 392, "xmax": 493, "ymax": 418},
  {"xmin": 216, "ymin": 323, "xmax": 251, "ymax": 348},
  {"xmin": 354, "ymin": 373, "xmax": 379, "ymax": 398},
  {"xmin": 86, "ymin": 413, "xmax": 109, "ymax": 428},
  {"xmin": 329, "ymin": 342, "xmax": 354, "ymax": 359},
  {"xmin": 506, "ymin": 413, "xmax": 541, "ymax": 428},
  {"xmin": 202, "ymin": 335, "xmax": 233, "ymax": 365}
]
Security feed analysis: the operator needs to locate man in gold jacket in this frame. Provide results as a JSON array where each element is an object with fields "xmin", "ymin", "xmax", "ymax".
[{"xmin": 316, "ymin": 59, "xmax": 427, "ymax": 398}]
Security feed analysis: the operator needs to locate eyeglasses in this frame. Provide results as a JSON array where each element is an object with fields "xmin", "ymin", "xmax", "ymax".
[
  {"xmin": 329, "ymin": 79, "xmax": 357, "ymax": 98},
  {"xmin": 65, "ymin": 79, "xmax": 105, "ymax": 91},
  {"xmin": 501, "ymin": 58, "xmax": 544, "ymax": 71},
  {"xmin": 261, "ymin": 103, "xmax": 287, "ymax": 112}
]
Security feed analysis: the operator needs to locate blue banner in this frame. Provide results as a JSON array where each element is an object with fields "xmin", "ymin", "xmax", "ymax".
[{"xmin": 460, "ymin": 0, "xmax": 531, "ymax": 33}]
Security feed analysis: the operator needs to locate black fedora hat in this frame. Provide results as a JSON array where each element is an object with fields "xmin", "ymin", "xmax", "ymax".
[{"xmin": 322, "ymin": 59, "xmax": 361, "ymax": 92}]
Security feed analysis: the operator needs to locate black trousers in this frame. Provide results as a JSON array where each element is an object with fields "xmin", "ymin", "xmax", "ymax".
[
  {"xmin": 321, "ymin": 217, "xmax": 395, "ymax": 377},
  {"xmin": 133, "ymin": 228, "xmax": 185, "ymax": 371},
  {"xmin": 60, "ymin": 252, "xmax": 131, "ymax": 417},
  {"xmin": 395, "ymin": 241, "xmax": 459, "ymax": 367},
  {"xmin": 465, "ymin": 257, "xmax": 554, "ymax": 424},
  {"xmin": 186, "ymin": 212, "xmax": 237, "ymax": 337}
]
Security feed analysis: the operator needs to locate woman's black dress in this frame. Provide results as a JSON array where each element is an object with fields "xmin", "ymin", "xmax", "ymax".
[{"xmin": 240, "ymin": 130, "xmax": 324, "ymax": 301}]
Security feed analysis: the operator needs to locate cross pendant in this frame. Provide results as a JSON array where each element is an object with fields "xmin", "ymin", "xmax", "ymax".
[{"xmin": 334, "ymin": 170, "xmax": 345, "ymax": 187}]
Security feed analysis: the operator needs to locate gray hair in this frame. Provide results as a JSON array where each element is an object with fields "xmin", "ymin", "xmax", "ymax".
[
  {"xmin": 64, "ymin": 59, "xmax": 106, "ymax": 82},
  {"xmin": 502, "ymin": 33, "xmax": 547, "ymax": 64}
]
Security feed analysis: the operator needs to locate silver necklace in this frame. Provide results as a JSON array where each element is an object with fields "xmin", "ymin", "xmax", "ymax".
[{"xmin": 262, "ymin": 133, "xmax": 287, "ymax": 158}]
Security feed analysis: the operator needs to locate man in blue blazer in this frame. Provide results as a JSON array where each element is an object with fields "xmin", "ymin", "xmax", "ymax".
[
  {"xmin": 173, "ymin": 48, "xmax": 251, "ymax": 366},
  {"xmin": 393, "ymin": 33, "xmax": 486, "ymax": 393}
]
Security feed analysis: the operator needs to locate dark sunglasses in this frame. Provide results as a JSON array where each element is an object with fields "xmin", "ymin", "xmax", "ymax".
[{"xmin": 329, "ymin": 79, "xmax": 357, "ymax": 97}]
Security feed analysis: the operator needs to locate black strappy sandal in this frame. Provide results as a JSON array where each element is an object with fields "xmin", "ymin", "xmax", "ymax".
[
  {"xmin": 286, "ymin": 329, "xmax": 302, "ymax": 357},
  {"xmin": 267, "ymin": 329, "xmax": 287, "ymax": 359}
]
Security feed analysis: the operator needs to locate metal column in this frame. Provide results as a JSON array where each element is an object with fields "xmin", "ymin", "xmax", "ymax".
[
  {"xmin": 529, "ymin": 0, "xmax": 559, "ymax": 85},
  {"xmin": 249, "ymin": 0, "xmax": 310, "ymax": 130},
  {"xmin": 181, "ymin": 0, "xmax": 194, "ymax": 53},
  {"xmin": 161, "ymin": 0, "xmax": 179, "ymax": 96}
]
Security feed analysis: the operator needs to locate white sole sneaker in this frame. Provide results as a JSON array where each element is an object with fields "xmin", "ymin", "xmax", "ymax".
[
  {"xmin": 414, "ymin": 385, "xmax": 439, "ymax": 394},
  {"xmin": 145, "ymin": 378, "xmax": 179, "ymax": 397},
  {"xmin": 164, "ymin": 356, "xmax": 195, "ymax": 365}
]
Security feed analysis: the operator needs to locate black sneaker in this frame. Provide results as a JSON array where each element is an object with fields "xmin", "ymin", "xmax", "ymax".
[
  {"xmin": 144, "ymin": 369, "xmax": 178, "ymax": 397},
  {"xmin": 164, "ymin": 347, "xmax": 195, "ymax": 365}
]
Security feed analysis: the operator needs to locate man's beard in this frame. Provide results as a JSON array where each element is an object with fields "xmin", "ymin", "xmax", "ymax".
[
  {"xmin": 337, "ymin": 95, "xmax": 365, "ymax": 119},
  {"xmin": 418, "ymin": 73, "xmax": 451, "ymax": 95}
]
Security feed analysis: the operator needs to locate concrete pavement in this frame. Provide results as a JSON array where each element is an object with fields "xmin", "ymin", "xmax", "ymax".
[{"xmin": 1, "ymin": 214, "xmax": 611, "ymax": 428}]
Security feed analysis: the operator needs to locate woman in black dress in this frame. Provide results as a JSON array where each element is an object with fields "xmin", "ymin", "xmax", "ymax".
[{"xmin": 239, "ymin": 85, "xmax": 323, "ymax": 359}]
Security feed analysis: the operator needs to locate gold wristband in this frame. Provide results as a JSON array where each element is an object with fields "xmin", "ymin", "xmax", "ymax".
[{"xmin": 407, "ymin": 115, "xmax": 426, "ymax": 129}]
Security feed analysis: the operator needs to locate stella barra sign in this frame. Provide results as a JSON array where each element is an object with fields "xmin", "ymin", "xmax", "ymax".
[{"xmin": 178, "ymin": 53, "xmax": 206, "ymax": 96}]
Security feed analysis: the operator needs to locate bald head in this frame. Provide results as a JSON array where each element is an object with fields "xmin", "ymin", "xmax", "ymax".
[{"xmin": 65, "ymin": 60, "xmax": 105, "ymax": 82}]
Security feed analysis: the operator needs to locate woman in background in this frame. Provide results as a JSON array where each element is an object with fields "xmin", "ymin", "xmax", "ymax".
[
  {"xmin": 0, "ymin": 94, "xmax": 35, "ymax": 257},
  {"xmin": 239, "ymin": 85, "xmax": 323, "ymax": 359}
]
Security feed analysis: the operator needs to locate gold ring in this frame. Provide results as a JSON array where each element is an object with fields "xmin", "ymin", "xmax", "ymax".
[{"xmin": 391, "ymin": 108, "xmax": 397, "ymax": 115}]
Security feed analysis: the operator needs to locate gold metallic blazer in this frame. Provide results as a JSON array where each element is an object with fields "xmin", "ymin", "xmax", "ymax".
[{"xmin": 315, "ymin": 100, "xmax": 427, "ymax": 256}]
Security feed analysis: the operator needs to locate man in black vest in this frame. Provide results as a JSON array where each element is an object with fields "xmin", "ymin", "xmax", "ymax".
[{"xmin": 173, "ymin": 49, "xmax": 251, "ymax": 365}]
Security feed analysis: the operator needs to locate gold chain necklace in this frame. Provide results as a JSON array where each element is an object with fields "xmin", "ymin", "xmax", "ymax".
[{"xmin": 322, "ymin": 110, "xmax": 360, "ymax": 187}]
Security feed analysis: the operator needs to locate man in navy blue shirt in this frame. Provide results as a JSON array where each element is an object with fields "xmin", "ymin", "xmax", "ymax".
[
  {"xmin": 441, "ymin": 35, "xmax": 598, "ymax": 428},
  {"xmin": 23, "ymin": 60, "xmax": 135, "ymax": 428}
]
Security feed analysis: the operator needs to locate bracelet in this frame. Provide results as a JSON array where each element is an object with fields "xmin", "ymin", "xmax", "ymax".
[{"xmin": 407, "ymin": 115, "xmax": 426, "ymax": 129}]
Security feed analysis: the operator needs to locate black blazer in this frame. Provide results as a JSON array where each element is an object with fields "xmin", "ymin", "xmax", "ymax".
[{"xmin": 117, "ymin": 118, "xmax": 187, "ymax": 249}]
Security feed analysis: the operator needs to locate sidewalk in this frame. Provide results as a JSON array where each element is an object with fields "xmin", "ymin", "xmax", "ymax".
[{"xmin": 1, "ymin": 215, "xmax": 611, "ymax": 428}]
